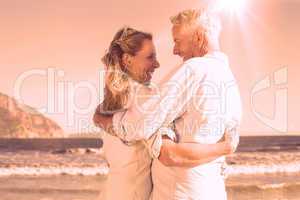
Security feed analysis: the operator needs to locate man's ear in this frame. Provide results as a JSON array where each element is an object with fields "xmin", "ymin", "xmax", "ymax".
[
  {"xmin": 193, "ymin": 28, "xmax": 208, "ymax": 56},
  {"xmin": 194, "ymin": 28, "xmax": 204, "ymax": 45},
  {"xmin": 122, "ymin": 53, "xmax": 132, "ymax": 70}
]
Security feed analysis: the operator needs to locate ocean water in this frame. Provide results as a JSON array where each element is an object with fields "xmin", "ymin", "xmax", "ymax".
[{"xmin": 1, "ymin": 137, "xmax": 300, "ymax": 200}]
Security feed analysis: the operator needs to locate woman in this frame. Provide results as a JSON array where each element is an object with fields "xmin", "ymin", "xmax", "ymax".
[
  {"xmin": 95, "ymin": 26, "xmax": 236, "ymax": 200},
  {"xmin": 97, "ymin": 27, "xmax": 158, "ymax": 200}
]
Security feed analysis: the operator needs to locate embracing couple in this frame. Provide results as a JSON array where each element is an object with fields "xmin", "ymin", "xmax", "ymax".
[{"xmin": 94, "ymin": 8, "xmax": 242, "ymax": 200}]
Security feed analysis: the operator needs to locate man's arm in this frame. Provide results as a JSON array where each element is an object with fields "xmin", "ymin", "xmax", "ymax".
[
  {"xmin": 93, "ymin": 104, "xmax": 113, "ymax": 133},
  {"xmin": 158, "ymin": 129, "xmax": 239, "ymax": 168},
  {"xmin": 113, "ymin": 59, "xmax": 207, "ymax": 142},
  {"xmin": 93, "ymin": 105, "xmax": 237, "ymax": 168}
]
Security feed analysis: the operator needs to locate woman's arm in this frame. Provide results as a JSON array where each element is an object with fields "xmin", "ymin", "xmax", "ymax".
[{"xmin": 159, "ymin": 140, "xmax": 228, "ymax": 168}]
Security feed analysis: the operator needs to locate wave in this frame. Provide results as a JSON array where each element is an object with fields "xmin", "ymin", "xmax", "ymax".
[
  {"xmin": 227, "ymin": 162, "xmax": 300, "ymax": 175},
  {"xmin": 1, "ymin": 162, "xmax": 300, "ymax": 177},
  {"xmin": 0, "ymin": 166, "xmax": 109, "ymax": 176}
]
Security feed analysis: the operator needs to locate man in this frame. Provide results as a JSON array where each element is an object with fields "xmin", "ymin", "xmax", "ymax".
[{"xmin": 95, "ymin": 9, "xmax": 242, "ymax": 199}]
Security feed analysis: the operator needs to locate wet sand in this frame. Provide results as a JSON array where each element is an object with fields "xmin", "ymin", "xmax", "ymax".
[
  {"xmin": 1, "ymin": 173, "xmax": 300, "ymax": 200},
  {"xmin": 0, "ymin": 151, "xmax": 299, "ymax": 199}
]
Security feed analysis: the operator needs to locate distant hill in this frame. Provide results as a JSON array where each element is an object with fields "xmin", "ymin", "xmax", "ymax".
[{"xmin": 0, "ymin": 92, "xmax": 64, "ymax": 138}]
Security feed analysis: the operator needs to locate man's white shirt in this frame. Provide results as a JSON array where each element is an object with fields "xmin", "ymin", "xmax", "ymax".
[{"xmin": 112, "ymin": 51, "xmax": 242, "ymax": 199}]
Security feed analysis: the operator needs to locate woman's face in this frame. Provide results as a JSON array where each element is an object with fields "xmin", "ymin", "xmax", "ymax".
[{"xmin": 125, "ymin": 39, "xmax": 160, "ymax": 84}]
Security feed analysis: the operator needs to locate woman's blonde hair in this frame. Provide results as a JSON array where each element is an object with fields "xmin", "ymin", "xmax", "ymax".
[{"xmin": 101, "ymin": 27, "xmax": 152, "ymax": 112}]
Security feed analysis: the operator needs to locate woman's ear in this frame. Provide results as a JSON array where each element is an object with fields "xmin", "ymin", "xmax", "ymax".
[{"xmin": 122, "ymin": 53, "xmax": 132, "ymax": 71}]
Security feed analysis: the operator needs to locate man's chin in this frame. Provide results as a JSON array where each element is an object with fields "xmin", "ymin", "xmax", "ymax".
[
  {"xmin": 183, "ymin": 55, "xmax": 192, "ymax": 61},
  {"xmin": 136, "ymin": 76, "xmax": 151, "ymax": 86},
  {"xmin": 143, "ymin": 78, "xmax": 151, "ymax": 86}
]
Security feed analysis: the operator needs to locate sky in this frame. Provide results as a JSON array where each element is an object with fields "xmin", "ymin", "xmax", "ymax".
[{"xmin": 0, "ymin": 0, "xmax": 299, "ymax": 135}]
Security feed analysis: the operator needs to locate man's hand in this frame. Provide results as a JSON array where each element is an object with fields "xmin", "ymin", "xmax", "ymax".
[
  {"xmin": 223, "ymin": 128, "xmax": 240, "ymax": 154},
  {"xmin": 158, "ymin": 137, "xmax": 178, "ymax": 166}
]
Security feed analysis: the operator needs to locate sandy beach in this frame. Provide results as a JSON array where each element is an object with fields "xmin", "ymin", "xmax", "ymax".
[
  {"xmin": 1, "ymin": 173, "xmax": 300, "ymax": 200},
  {"xmin": 0, "ymin": 136, "xmax": 300, "ymax": 200},
  {"xmin": 0, "ymin": 149, "xmax": 300, "ymax": 199}
]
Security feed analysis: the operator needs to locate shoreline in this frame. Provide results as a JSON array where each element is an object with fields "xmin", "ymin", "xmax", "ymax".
[
  {"xmin": 1, "ymin": 150, "xmax": 300, "ymax": 199},
  {"xmin": 0, "ymin": 151, "xmax": 300, "ymax": 177},
  {"xmin": 1, "ymin": 163, "xmax": 300, "ymax": 177},
  {"xmin": 1, "ymin": 147, "xmax": 300, "ymax": 177}
]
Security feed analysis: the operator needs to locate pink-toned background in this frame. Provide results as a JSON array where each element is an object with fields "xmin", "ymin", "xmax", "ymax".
[{"xmin": 0, "ymin": 0, "xmax": 299, "ymax": 135}]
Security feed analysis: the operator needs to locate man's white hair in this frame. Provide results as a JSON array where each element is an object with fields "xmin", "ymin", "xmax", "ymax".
[{"xmin": 170, "ymin": 9, "xmax": 222, "ymax": 40}]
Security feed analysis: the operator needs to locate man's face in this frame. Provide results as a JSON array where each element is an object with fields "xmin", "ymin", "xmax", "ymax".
[{"xmin": 172, "ymin": 25, "xmax": 194, "ymax": 61}]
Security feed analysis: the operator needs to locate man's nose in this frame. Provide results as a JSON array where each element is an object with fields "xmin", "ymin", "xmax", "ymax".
[
  {"xmin": 173, "ymin": 47, "xmax": 179, "ymax": 55},
  {"xmin": 154, "ymin": 60, "xmax": 160, "ymax": 68}
]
